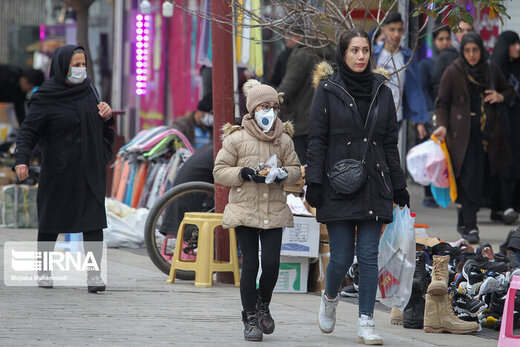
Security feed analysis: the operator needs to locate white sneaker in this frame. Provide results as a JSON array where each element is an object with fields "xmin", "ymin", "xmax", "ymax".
[
  {"xmin": 318, "ymin": 290, "xmax": 339, "ymax": 333},
  {"xmin": 357, "ymin": 315, "xmax": 383, "ymax": 345}
]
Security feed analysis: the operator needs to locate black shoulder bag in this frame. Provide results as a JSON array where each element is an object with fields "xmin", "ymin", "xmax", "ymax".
[{"xmin": 327, "ymin": 101, "xmax": 380, "ymax": 195}]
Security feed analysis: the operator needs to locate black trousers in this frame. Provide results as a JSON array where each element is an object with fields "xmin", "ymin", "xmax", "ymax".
[
  {"xmin": 37, "ymin": 230, "xmax": 104, "ymax": 273},
  {"xmin": 235, "ymin": 226, "xmax": 282, "ymax": 312}
]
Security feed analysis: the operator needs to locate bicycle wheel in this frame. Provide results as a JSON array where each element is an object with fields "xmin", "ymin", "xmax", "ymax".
[{"xmin": 144, "ymin": 181, "xmax": 214, "ymax": 279}]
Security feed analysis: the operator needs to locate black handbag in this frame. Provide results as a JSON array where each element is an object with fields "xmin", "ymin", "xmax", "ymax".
[{"xmin": 327, "ymin": 101, "xmax": 380, "ymax": 195}]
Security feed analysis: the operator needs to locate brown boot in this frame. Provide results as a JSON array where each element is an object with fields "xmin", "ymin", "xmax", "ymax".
[
  {"xmin": 390, "ymin": 307, "xmax": 403, "ymax": 325},
  {"xmin": 423, "ymin": 293, "xmax": 479, "ymax": 334},
  {"xmin": 427, "ymin": 255, "xmax": 449, "ymax": 295}
]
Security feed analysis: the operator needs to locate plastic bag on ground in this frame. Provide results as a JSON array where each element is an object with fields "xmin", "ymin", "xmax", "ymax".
[
  {"xmin": 377, "ymin": 206, "xmax": 416, "ymax": 310},
  {"xmin": 104, "ymin": 198, "xmax": 149, "ymax": 248}
]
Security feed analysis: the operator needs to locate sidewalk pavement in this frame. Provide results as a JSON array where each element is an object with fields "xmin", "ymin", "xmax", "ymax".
[{"xmin": 0, "ymin": 183, "xmax": 516, "ymax": 346}]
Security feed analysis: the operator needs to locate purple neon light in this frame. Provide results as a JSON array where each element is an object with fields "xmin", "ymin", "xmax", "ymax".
[{"xmin": 135, "ymin": 13, "xmax": 152, "ymax": 95}]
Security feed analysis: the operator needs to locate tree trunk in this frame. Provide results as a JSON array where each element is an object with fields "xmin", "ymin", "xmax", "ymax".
[{"xmin": 67, "ymin": 0, "xmax": 96, "ymax": 84}]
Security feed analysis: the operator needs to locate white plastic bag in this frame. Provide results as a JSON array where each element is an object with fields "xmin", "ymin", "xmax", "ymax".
[
  {"xmin": 425, "ymin": 146, "xmax": 449, "ymax": 188},
  {"xmin": 377, "ymin": 206, "xmax": 416, "ymax": 310},
  {"xmin": 103, "ymin": 199, "xmax": 149, "ymax": 248},
  {"xmin": 406, "ymin": 140, "xmax": 445, "ymax": 186}
]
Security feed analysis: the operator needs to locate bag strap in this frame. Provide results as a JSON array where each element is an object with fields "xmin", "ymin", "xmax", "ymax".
[
  {"xmin": 360, "ymin": 99, "xmax": 380, "ymax": 164},
  {"xmin": 90, "ymin": 84, "xmax": 101, "ymax": 103}
]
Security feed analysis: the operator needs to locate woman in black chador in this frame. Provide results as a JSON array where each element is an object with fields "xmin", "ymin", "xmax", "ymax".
[{"xmin": 14, "ymin": 45, "xmax": 114, "ymax": 292}]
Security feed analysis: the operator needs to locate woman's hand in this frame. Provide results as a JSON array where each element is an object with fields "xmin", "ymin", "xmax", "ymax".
[
  {"xmin": 484, "ymin": 90, "xmax": 504, "ymax": 104},
  {"xmin": 97, "ymin": 102, "xmax": 112, "ymax": 121},
  {"xmin": 15, "ymin": 164, "xmax": 29, "ymax": 181},
  {"xmin": 432, "ymin": 126, "xmax": 447, "ymax": 142},
  {"xmin": 417, "ymin": 123, "xmax": 427, "ymax": 140}
]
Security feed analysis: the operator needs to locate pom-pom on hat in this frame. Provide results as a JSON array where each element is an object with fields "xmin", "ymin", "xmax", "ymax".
[{"xmin": 243, "ymin": 79, "xmax": 284, "ymax": 114}]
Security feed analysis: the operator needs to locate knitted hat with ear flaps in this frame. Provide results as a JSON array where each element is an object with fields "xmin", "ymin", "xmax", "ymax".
[{"xmin": 243, "ymin": 79, "xmax": 284, "ymax": 114}]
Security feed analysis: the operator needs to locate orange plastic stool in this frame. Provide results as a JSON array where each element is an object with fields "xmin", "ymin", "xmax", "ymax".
[
  {"xmin": 167, "ymin": 212, "xmax": 240, "ymax": 287},
  {"xmin": 499, "ymin": 275, "xmax": 520, "ymax": 346}
]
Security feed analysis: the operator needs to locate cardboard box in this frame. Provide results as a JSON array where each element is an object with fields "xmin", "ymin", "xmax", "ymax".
[
  {"xmin": 320, "ymin": 223, "xmax": 328, "ymax": 242},
  {"xmin": 281, "ymin": 216, "xmax": 320, "ymax": 258},
  {"xmin": 284, "ymin": 166, "xmax": 305, "ymax": 194},
  {"xmin": 308, "ymin": 242, "xmax": 330, "ymax": 292}
]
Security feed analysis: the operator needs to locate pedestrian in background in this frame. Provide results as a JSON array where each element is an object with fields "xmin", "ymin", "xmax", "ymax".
[
  {"xmin": 306, "ymin": 28, "xmax": 409, "ymax": 345},
  {"xmin": 172, "ymin": 93, "xmax": 213, "ymax": 148},
  {"xmin": 213, "ymin": 80, "xmax": 301, "ymax": 342},
  {"xmin": 490, "ymin": 30, "xmax": 520, "ymax": 224},
  {"xmin": 373, "ymin": 12, "xmax": 429, "ymax": 136},
  {"xmin": 433, "ymin": 33, "xmax": 513, "ymax": 244},
  {"xmin": 14, "ymin": 45, "xmax": 114, "ymax": 292},
  {"xmin": 0, "ymin": 64, "xmax": 44, "ymax": 125}
]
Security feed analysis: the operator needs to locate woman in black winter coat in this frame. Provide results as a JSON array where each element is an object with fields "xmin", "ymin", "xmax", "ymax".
[
  {"xmin": 306, "ymin": 29, "xmax": 408, "ymax": 345},
  {"xmin": 490, "ymin": 31, "xmax": 520, "ymax": 223},
  {"xmin": 14, "ymin": 45, "xmax": 114, "ymax": 292}
]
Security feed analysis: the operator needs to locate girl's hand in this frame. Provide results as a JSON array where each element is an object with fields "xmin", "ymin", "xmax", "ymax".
[
  {"xmin": 15, "ymin": 164, "xmax": 29, "ymax": 181},
  {"xmin": 417, "ymin": 123, "xmax": 427, "ymax": 140},
  {"xmin": 97, "ymin": 102, "xmax": 112, "ymax": 121},
  {"xmin": 484, "ymin": 90, "xmax": 504, "ymax": 104}
]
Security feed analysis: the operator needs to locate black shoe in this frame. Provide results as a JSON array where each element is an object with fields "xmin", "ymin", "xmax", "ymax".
[
  {"xmin": 488, "ymin": 289, "xmax": 507, "ymax": 316},
  {"xmin": 87, "ymin": 273, "xmax": 106, "ymax": 293},
  {"xmin": 457, "ymin": 224, "xmax": 467, "ymax": 237},
  {"xmin": 462, "ymin": 259, "xmax": 485, "ymax": 285},
  {"xmin": 347, "ymin": 262, "xmax": 359, "ymax": 291},
  {"xmin": 242, "ymin": 311, "xmax": 263, "ymax": 341},
  {"xmin": 451, "ymin": 292, "xmax": 487, "ymax": 317},
  {"xmin": 464, "ymin": 230, "xmax": 480, "ymax": 244},
  {"xmin": 403, "ymin": 289, "xmax": 425, "ymax": 329},
  {"xmin": 340, "ymin": 284, "xmax": 359, "ymax": 298},
  {"xmin": 37, "ymin": 271, "xmax": 53, "ymax": 289},
  {"xmin": 412, "ymin": 252, "xmax": 429, "ymax": 294},
  {"xmin": 256, "ymin": 298, "xmax": 275, "ymax": 334},
  {"xmin": 502, "ymin": 208, "xmax": 519, "ymax": 225}
]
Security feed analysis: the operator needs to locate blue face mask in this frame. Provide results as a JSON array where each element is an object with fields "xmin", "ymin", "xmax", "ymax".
[{"xmin": 254, "ymin": 108, "xmax": 276, "ymax": 132}]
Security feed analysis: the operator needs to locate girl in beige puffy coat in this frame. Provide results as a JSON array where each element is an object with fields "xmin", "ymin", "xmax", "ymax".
[{"xmin": 213, "ymin": 80, "xmax": 301, "ymax": 341}]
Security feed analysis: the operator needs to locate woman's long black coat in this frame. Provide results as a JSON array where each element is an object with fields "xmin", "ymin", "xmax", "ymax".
[
  {"xmin": 306, "ymin": 71, "xmax": 406, "ymax": 224},
  {"xmin": 14, "ymin": 91, "xmax": 114, "ymax": 234}
]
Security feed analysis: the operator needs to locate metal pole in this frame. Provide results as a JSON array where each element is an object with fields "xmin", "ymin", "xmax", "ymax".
[{"xmin": 211, "ymin": 0, "xmax": 235, "ymax": 283}]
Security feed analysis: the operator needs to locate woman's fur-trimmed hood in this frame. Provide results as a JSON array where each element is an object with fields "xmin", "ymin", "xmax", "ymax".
[
  {"xmin": 312, "ymin": 61, "xmax": 389, "ymax": 89},
  {"xmin": 221, "ymin": 120, "xmax": 294, "ymax": 139}
]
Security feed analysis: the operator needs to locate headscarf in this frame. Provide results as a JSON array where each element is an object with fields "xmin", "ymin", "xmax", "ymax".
[
  {"xmin": 491, "ymin": 31, "xmax": 520, "ymax": 78},
  {"xmin": 460, "ymin": 32, "xmax": 488, "ymax": 86},
  {"xmin": 335, "ymin": 35, "xmax": 373, "ymax": 98},
  {"xmin": 30, "ymin": 45, "xmax": 91, "ymax": 104}
]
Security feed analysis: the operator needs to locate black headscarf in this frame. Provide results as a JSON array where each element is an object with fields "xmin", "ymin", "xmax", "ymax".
[
  {"xmin": 335, "ymin": 38, "xmax": 373, "ymax": 98},
  {"xmin": 460, "ymin": 33, "xmax": 488, "ymax": 85},
  {"xmin": 30, "ymin": 45, "xmax": 91, "ymax": 104},
  {"xmin": 491, "ymin": 31, "xmax": 520, "ymax": 79}
]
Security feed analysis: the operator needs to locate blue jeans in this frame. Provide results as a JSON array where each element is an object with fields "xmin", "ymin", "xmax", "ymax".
[{"xmin": 325, "ymin": 220, "xmax": 382, "ymax": 317}]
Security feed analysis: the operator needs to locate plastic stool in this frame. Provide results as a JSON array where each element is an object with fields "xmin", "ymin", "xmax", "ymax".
[
  {"xmin": 499, "ymin": 275, "xmax": 520, "ymax": 346},
  {"xmin": 167, "ymin": 212, "xmax": 240, "ymax": 287}
]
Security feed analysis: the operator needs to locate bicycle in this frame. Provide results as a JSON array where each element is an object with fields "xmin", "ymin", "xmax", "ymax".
[{"xmin": 144, "ymin": 181, "xmax": 214, "ymax": 280}]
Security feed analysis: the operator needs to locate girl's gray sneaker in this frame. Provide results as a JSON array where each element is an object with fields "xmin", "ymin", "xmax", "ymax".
[{"xmin": 318, "ymin": 290, "xmax": 339, "ymax": 333}]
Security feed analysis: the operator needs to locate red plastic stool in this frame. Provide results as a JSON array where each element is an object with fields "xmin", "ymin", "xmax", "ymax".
[{"xmin": 499, "ymin": 275, "xmax": 520, "ymax": 346}]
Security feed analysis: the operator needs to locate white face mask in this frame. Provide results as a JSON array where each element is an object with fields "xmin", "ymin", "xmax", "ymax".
[
  {"xmin": 200, "ymin": 113, "xmax": 213, "ymax": 128},
  {"xmin": 254, "ymin": 108, "xmax": 276, "ymax": 133},
  {"xmin": 67, "ymin": 67, "xmax": 87, "ymax": 84}
]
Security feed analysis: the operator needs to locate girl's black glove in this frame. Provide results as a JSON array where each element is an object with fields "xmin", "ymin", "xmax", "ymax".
[
  {"xmin": 240, "ymin": 167, "xmax": 266, "ymax": 183},
  {"xmin": 393, "ymin": 188, "xmax": 410, "ymax": 208},
  {"xmin": 306, "ymin": 183, "xmax": 323, "ymax": 208}
]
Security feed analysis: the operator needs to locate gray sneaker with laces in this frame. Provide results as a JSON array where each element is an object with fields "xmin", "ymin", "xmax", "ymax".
[{"xmin": 318, "ymin": 290, "xmax": 339, "ymax": 333}]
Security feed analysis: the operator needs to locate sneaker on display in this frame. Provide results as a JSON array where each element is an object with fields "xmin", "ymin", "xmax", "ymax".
[
  {"xmin": 451, "ymin": 292, "xmax": 487, "ymax": 317},
  {"xmin": 347, "ymin": 262, "xmax": 359, "ymax": 291},
  {"xmin": 340, "ymin": 284, "xmax": 358, "ymax": 298}
]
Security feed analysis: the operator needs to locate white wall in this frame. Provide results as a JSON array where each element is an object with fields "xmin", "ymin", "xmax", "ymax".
[{"xmin": 502, "ymin": 0, "xmax": 520, "ymax": 33}]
